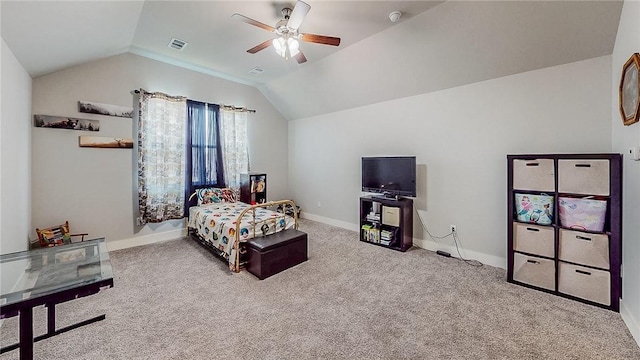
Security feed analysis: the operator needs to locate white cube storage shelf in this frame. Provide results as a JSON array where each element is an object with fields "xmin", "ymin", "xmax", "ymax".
[{"xmin": 507, "ymin": 154, "xmax": 622, "ymax": 312}]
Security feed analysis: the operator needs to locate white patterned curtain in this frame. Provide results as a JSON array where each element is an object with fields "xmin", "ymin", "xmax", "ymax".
[
  {"xmin": 137, "ymin": 90, "xmax": 187, "ymax": 224},
  {"xmin": 220, "ymin": 108, "xmax": 249, "ymax": 193}
]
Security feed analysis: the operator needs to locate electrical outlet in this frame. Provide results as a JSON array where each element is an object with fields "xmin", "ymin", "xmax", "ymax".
[
  {"xmin": 450, "ymin": 224, "xmax": 457, "ymax": 233},
  {"xmin": 317, "ymin": 201, "xmax": 321, "ymax": 208}
]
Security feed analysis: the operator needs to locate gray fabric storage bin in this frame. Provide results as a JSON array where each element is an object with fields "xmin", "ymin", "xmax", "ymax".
[
  {"xmin": 513, "ymin": 253, "xmax": 555, "ymax": 291},
  {"xmin": 513, "ymin": 159, "xmax": 555, "ymax": 192},
  {"xmin": 558, "ymin": 159, "xmax": 609, "ymax": 196},
  {"xmin": 558, "ymin": 262, "xmax": 610, "ymax": 306},
  {"xmin": 513, "ymin": 222, "xmax": 554, "ymax": 258},
  {"xmin": 559, "ymin": 229, "xmax": 610, "ymax": 270}
]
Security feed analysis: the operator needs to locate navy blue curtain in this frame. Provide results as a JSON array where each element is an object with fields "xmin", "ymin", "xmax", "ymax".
[{"xmin": 185, "ymin": 100, "xmax": 223, "ymax": 213}]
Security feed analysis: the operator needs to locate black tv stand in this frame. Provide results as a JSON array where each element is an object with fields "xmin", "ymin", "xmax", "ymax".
[{"xmin": 359, "ymin": 196, "xmax": 413, "ymax": 251}]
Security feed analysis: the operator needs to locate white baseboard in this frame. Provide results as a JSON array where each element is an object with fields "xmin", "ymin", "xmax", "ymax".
[
  {"xmin": 620, "ymin": 299, "xmax": 640, "ymax": 347},
  {"xmin": 106, "ymin": 228, "xmax": 186, "ymax": 252},
  {"xmin": 413, "ymin": 238, "xmax": 506, "ymax": 269},
  {"xmin": 300, "ymin": 212, "xmax": 359, "ymax": 232},
  {"xmin": 300, "ymin": 212, "xmax": 506, "ymax": 269}
]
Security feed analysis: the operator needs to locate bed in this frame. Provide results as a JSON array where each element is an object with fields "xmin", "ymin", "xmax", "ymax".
[{"xmin": 186, "ymin": 187, "xmax": 299, "ymax": 272}]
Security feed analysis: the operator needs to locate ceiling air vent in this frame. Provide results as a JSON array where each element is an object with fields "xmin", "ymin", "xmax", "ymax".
[
  {"xmin": 168, "ymin": 38, "xmax": 188, "ymax": 51},
  {"xmin": 248, "ymin": 67, "xmax": 264, "ymax": 75}
]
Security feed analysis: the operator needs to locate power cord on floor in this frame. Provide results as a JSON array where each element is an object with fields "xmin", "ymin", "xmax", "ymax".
[{"xmin": 415, "ymin": 207, "xmax": 483, "ymax": 267}]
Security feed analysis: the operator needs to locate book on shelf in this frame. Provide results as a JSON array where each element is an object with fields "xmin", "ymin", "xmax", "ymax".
[
  {"xmin": 361, "ymin": 224, "xmax": 372, "ymax": 241},
  {"xmin": 369, "ymin": 228, "xmax": 380, "ymax": 243},
  {"xmin": 362, "ymin": 223, "xmax": 385, "ymax": 243}
]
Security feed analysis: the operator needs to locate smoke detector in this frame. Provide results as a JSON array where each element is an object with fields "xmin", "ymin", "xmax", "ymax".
[{"xmin": 389, "ymin": 11, "xmax": 402, "ymax": 23}]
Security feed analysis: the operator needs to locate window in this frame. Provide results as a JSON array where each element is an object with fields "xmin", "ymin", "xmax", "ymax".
[
  {"xmin": 138, "ymin": 91, "xmax": 250, "ymax": 222},
  {"xmin": 186, "ymin": 100, "xmax": 223, "ymax": 189}
]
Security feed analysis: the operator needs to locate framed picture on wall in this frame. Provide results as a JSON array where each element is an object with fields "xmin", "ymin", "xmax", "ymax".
[
  {"xmin": 619, "ymin": 53, "xmax": 640, "ymax": 126},
  {"xmin": 78, "ymin": 100, "xmax": 133, "ymax": 118},
  {"xmin": 34, "ymin": 114, "xmax": 100, "ymax": 131},
  {"xmin": 79, "ymin": 136, "xmax": 134, "ymax": 148}
]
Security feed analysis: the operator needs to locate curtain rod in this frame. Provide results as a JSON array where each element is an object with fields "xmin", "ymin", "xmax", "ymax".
[{"xmin": 131, "ymin": 90, "xmax": 256, "ymax": 113}]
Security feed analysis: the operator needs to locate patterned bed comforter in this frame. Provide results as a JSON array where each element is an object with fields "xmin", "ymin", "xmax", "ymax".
[{"xmin": 188, "ymin": 202, "xmax": 295, "ymax": 267}]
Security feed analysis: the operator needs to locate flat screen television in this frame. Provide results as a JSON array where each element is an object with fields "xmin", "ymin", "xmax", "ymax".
[{"xmin": 362, "ymin": 156, "xmax": 416, "ymax": 198}]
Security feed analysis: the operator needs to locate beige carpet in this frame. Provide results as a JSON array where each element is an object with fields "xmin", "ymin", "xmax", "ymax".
[{"xmin": 1, "ymin": 219, "xmax": 639, "ymax": 359}]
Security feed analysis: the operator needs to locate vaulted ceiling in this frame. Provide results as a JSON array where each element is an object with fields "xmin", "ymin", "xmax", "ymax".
[{"xmin": 1, "ymin": 1, "xmax": 623, "ymax": 120}]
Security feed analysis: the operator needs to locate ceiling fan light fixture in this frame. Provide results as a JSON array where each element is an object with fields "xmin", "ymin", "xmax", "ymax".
[
  {"xmin": 288, "ymin": 38, "xmax": 300, "ymax": 53},
  {"xmin": 273, "ymin": 37, "xmax": 300, "ymax": 58},
  {"xmin": 273, "ymin": 37, "xmax": 285, "ymax": 54}
]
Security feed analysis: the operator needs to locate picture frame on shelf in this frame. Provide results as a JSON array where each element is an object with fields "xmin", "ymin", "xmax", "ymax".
[
  {"xmin": 619, "ymin": 53, "xmax": 640, "ymax": 126},
  {"xmin": 79, "ymin": 136, "xmax": 134, "ymax": 148},
  {"xmin": 78, "ymin": 100, "xmax": 133, "ymax": 118},
  {"xmin": 34, "ymin": 114, "xmax": 100, "ymax": 131}
]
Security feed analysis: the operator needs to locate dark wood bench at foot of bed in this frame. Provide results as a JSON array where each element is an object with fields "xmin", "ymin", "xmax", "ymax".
[{"xmin": 245, "ymin": 229, "xmax": 308, "ymax": 280}]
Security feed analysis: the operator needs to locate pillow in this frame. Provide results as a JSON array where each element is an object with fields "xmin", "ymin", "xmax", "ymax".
[
  {"xmin": 196, "ymin": 187, "xmax": 237, "ymax": 205},
  {"xmin": 196, "ymin": 188, "xmax": 218, "ymax": 205},
  {"xmin": 218, "ymin": 188, "xmax": 238, "ymax": 203}
]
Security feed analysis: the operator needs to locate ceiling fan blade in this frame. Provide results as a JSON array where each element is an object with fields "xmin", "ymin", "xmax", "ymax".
[
  {"xmin": 247, "ymin": 39, "xmax": 273, "ymax": 54},
  {"xmin": 232, "ymin": 13, "xmax": 275, "ymax": 32},
  {"xmin": 287, "ymin": 0, "xmax": 311, "ymax": 30},
  {"xmin": 300, "ymin": 33, "xmax": 341, "ymax": 46},
  {"xmin": 295, "ymin": 51, "xmax": 307, "ymax": 64}
]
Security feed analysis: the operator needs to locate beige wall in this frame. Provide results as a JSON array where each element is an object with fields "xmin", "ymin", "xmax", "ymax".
[
  {"xmin": 1, "ymin": 39, "xmax": 32, "ymax": 255},
  {"xmin": 612, "ymin": 0, "xmax": 640, "ymax": 345},
  {"xmin": 1, "ymin": 39, "xmax": 32, "ymax": 293},
  {"xmin": 289, "ymin": 56, "xmax": 612, "ymax": 268},
  {"xmin": 31, "ymin": 53, "xmax": 288, "ymax": 246}
]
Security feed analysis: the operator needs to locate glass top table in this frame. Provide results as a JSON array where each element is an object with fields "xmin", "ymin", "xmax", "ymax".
[{"xmin": 0, "ymin": 238, "xmax": 114, "ymax": 359}]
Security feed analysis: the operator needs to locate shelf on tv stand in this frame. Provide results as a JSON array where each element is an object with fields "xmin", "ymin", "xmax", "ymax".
[{"xmin": 372, "ymin": 195, "xmax": 402, "ymax": 201}]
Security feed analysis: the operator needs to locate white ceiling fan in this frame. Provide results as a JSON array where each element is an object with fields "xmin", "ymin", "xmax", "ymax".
[{"xmin": 232, "ymin": 0, "xmax": 341, "ymax": 64}]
